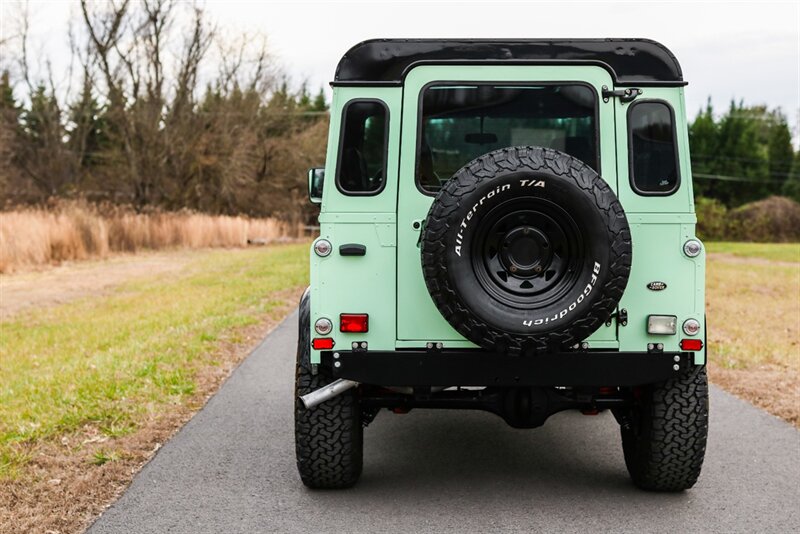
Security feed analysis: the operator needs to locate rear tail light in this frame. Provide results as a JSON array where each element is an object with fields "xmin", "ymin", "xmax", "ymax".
[
  {"xmin": 340, "ymin": 313, "xmax": 369, "ymax": 333},
  {"xmin": 312, "ymin": 338, "xmax": 334, "ymax": 350},
  {"xmin": 680, "ymin": 339, "xmax": 703, "ymax": 351}
]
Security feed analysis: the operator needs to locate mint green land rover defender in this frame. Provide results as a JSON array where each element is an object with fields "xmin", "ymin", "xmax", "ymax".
[{"xmin": 295, "ymin": 39, "xmax": 708, "ymax": 492}]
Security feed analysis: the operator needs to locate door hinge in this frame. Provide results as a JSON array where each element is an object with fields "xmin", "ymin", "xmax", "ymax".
[
  {"xmin": 602, "ymin": 86, "xmax": 642, "ymax": 103},
  {"xmin": 606, "ymin": 308, "xmax": 628, "ymax": 327}
]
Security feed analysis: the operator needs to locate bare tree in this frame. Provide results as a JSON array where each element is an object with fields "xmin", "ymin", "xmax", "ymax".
[{"xmin": 3, "ymin": 0, "xmax": 329, "ymax": 222}]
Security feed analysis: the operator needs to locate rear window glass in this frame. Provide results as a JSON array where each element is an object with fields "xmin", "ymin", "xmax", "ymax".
[
  {"xmin": 336, "ymin": 100, "xmax": 388, "ymax": 194},
  {"xmin": 417, "ymin": 84, "xmax": 598, "ymax": 193},
  {"xmin": 628, "ymin": 101, "xmax": 679, "ymax": 194}
]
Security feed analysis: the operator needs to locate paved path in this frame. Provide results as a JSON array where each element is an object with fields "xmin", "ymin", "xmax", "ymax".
[{"xmin": 89, "ymin": 312, "xmax": 800, "ymax": 533}]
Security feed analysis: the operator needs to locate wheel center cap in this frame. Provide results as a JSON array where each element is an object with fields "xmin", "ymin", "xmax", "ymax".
[{"xmin": 500, "ymin": 226, "xmax": 552, "ymax": 277}]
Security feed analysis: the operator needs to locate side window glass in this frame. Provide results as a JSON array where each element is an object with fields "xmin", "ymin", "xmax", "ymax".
[
  {"xmin": 336, "ymin": 100, "xmax": 388, "ymax": 195},
  {"xmin": 628, "ymin": 101, "xmax": 679, "ymax": 195}
]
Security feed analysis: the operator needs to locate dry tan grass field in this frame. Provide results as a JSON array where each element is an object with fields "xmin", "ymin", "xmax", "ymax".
[
  {"xmin": 0, "ymin": 201, "xmax": 302, "ymax": 273},
  {"xmin": 704, "ymin": 245, "xmax": 800, "ymax": 427}
]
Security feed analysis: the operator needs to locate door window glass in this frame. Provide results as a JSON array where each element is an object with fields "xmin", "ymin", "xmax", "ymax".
[
  {"xmin": 628, "ymin": 101, "xmax": 679, "ymax": 195},
  {"xmin": 417, "ymin": 84, "xmax": 598, "ymax": 192},
  {"xmin": 336, "ymin": 100, "xmax": 388, "ymax": 194}
]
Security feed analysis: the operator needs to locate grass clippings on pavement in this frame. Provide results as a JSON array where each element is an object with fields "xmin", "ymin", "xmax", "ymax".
[{"xmin": 0, "ymin": 244, "xmax": 308, "ymax": 534}]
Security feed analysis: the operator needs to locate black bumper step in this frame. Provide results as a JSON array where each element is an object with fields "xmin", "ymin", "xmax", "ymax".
[{"xmin": 322, "ymin": 349, "xmax": 695, "ymax": 387}]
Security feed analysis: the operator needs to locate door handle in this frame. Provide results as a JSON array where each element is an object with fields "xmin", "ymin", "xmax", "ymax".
[{"xmin": 339, "ymin": 243, "xmax": 367, "ymax": 256}]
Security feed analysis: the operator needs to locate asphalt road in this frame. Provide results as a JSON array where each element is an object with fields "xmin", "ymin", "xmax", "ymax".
[{"xmin": 89, "ymin": 311, "xmax": 800, "ymax": 534}]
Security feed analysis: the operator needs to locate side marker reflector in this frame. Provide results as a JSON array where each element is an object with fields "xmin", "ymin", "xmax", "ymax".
[
  {"xmin": 680, "ymin": 339, "xmax": 703, "ymax": 351},
  {"xmin": 312, "ymin": 338, "xmax": 334, "ymax": 350}
]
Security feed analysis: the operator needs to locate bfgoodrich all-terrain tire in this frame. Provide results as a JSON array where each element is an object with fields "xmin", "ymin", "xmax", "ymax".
[
  {"xmin": 294, "ymin": 290, "xmax": 363, "ymax": 489},
  {"xmin": 421, "ymin": 146, "xmax": 631, "ymax": 355},
  {"xmin": 620, "ymin": 366, "xmax": 709, "ymax": 491}
]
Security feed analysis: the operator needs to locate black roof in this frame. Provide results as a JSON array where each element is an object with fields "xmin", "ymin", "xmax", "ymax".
[{"xmin": 334, "ymin": 39, "xmax": 685, "ymax": 87}]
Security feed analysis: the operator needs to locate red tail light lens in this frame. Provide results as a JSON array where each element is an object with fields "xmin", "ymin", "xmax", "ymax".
[
  {"xmin": 680, "ymin": 339, "xmax": 703, "ymax": 351},
  {"xmin": 340, "ymin": 313, "xmax": 369, "ymax": 333},
  {"xmin": 312, "ymin": 338, "xmax": 334, "ymax": 350}
]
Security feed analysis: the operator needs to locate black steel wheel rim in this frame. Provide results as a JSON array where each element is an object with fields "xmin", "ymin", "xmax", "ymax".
[{"xmin": 471, "ymin": 197, "xmax": 584, "ymax": 309}]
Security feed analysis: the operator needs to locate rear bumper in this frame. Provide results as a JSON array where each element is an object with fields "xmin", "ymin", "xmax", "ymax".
[{"xmin": 321, "ymin": 349, "xmax": 696, "ymax": 387}]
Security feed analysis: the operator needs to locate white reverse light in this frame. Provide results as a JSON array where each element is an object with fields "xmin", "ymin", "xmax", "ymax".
[
  {"xmin": 647, "ymin": 315, "xmax": 677, "ymax": 335},
  {"xmin": 683, "ymin": 239, "xmax": 702, "ymax": 258},
  {"xmin": 683, "ymin": 318, "xmax": 701, "ymax": 336},
  {"xmin": 314, "ymin": 239, "xmax": 332, "ymax": 257},
  {"xmin": 314, "ymin": 317, "xmax": 333, "ymax": 335}
]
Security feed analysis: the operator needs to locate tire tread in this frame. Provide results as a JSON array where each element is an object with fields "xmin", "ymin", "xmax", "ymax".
[
  {"xmin": 622, "ymin": 366, "xmax": 709, "ymax": 491},
  {"xmin": 294, "ymin": 292, "xmax": 363, "ymax": 489}
]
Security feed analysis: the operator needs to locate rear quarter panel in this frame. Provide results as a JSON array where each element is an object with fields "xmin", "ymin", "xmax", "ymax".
[
  {"xmin": 614, "ymin": 86, "xmax": 706, "ymax": 364},
  {"xmin": 310, "ymin": 87, "xmax": 401, "ymax": 364}
]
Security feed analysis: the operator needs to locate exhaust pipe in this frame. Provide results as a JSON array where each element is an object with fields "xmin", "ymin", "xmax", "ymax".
[{"xmin": 300, "ymin": 379, "xmax": 359, "ymax": 409}]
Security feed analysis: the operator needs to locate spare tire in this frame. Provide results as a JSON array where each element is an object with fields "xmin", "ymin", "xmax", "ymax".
[{"xmin": 421, "ymin": 146, "xmax": 632, "ymax": 356}]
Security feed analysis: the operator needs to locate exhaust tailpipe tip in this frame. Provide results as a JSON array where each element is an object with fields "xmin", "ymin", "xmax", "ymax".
[{"xmin": 299, "ymin": 378, "xmax": 359, "ymax": 409}]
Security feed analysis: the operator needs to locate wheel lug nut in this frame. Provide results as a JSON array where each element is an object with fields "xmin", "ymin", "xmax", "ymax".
[{"xmin": 509, "ymin": 266, "xmax": 518, "ymax": 273}]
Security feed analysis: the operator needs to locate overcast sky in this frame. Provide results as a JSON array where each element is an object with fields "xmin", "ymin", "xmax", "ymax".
[{"xmin": 2, "ymin": 1, "xmax": 799, "ymax": 143}]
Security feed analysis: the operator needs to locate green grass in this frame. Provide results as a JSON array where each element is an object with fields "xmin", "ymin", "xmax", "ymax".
[
  {"xmin": 0, "ymin": 244, "xmax": 308, "ymax": 477},
  {"xmin": 91, "ymin": 449, "xmax": 122, "ymax": 466},
  {"xmin": 706, "ymin": 241, "xmax": 800, "ymax": 263}
]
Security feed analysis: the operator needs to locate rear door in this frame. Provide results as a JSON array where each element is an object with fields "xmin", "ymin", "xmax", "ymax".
[{"xmin": 396, "ymin": 65, "xmax": 619, "ymax": 348}]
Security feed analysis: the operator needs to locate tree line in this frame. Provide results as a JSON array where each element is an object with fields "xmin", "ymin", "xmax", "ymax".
[
  {"xmin": 689, "ymin": 100, "xmax": 799, "ymax": 206},
  {"xmin": 0, "ymin": 1, "xmax": 328, "ymax": 222},
  {"xmin": 1, "ymin": 2, "xmax": 798, "ymax": 221}
]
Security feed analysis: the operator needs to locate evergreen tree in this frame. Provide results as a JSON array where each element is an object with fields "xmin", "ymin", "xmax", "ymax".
[
  {"xmin": 688, "ymin": 99, "xmax": 718, "ymax": 199},
  {"xmin": 766, "ymin": 112, "xmax": 794, "ymax": 187},
  {"xmin": 0, "ymin": 71, "xmax": 18, "ymax": 111},
  {"xmin": 18, "ymin": 84, "xmax": 77, "ymax": 196},
  {"xmin": 715, "ymin": 101, "xmax": 770, "ymax": 205},
  {"xmin": 782, "ymin": 151, "xmax": 800, "ymax": 202},
  {"xmin": 687, "ymin": 100, "xmax": 795, "ymax": 207},
  {"xmin": 311, "ymin": 88, "xmax": 327, "ymax": 112},
  {"xmin": 297, "ymin": 83, "xmax": 312, "ymax": 109},
  {"xmin": 68, "ymin": 75, "xmax": 109, "ymax": 168},
  {"xmin": 0, "ymin": 71, "xmax": 22, "ymax": 197}
]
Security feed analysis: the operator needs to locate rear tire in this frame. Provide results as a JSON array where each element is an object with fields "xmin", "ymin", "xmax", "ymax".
[
  {"xmin": 294, "ymin": 290, "xmax": 363, "ymax": 489},
  {"xmin": 621, "ymin": 366, "xmax": 709, "ymax": 491}
]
